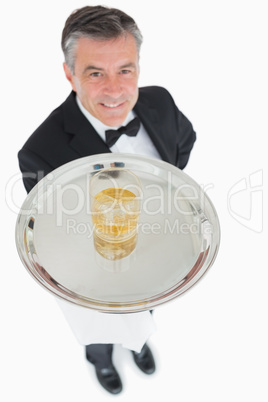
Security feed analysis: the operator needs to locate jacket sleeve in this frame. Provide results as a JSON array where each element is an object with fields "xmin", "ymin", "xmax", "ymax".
[
  {"xmin": 176, "ymin": 107, "xmax": 196, "ymax": 170},
  {"xmin": 18, "ymin": 148, "xmax": 54, "ymax": 194}
]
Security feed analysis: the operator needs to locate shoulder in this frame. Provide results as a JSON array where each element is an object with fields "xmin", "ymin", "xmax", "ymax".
[
  {"xmin": 138, "ymin": 85, "xmax": 175, "ymax": 103},
  {"xmin": 137, "ymin": 86, "xmax": 178, "ymax": 121},
  {"xmin": 18, "ymin": 92, "xmax": 79, "ymax": 172},
  {"xmin": 137, "ymin": 86, "xmax": 177, "ymax": 116},
  {"xmin": 20, "ymin": 92, "xmax": 75, "ymax": 152}
]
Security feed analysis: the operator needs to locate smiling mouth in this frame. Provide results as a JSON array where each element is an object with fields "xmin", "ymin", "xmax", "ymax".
[{"xmin": 101, "ymin": 102, "xmax": 125, "ymax": 109}]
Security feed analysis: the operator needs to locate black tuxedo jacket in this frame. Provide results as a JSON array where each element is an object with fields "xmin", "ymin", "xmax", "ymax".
[{"xmin": 18, "ymin": 86, "xmax": 196, "ymax": 193}]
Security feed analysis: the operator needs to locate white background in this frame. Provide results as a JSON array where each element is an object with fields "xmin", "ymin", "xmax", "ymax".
[{"xmin": 1, "ymin": 0, "xmax": 267, "ymax": 401}]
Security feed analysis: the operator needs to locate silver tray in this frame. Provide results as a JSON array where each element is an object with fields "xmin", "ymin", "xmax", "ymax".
[{"xmin": 16, "ymin": 154, "xmax": 220, "ymax": 313}]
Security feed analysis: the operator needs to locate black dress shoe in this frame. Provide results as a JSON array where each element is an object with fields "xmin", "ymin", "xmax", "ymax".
[
  {"xmin": 95, "ymin": 366, "xmax": 123, "ymax": 394},
  {"xmin": 132, "ymin": 344, "xmax": 156, "ymax": 374}
]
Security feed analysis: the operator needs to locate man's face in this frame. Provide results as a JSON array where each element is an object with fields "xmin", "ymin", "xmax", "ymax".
[{"xmin": 64, "ymin": 34, "xmax": 140, "ymax": 127}]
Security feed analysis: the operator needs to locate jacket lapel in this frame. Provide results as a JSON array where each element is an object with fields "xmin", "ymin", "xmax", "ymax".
[
  {"xmin": 134, "ymin": 95, "xmax": 174, "ymax": 164},
  {"xmin": 62, "ymin": 91, "xmax": 110, "ymax": 157}
]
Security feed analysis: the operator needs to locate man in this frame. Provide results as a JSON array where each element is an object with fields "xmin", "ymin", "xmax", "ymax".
[{"xmin": 18, "ymin": 5, "xmax": 196, "ymax": 395}]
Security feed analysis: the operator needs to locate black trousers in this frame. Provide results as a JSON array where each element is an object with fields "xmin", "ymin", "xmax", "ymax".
[
  {"xmin": 85, "ymin": 311, "xmax": 153, "ymax": 369},
  {"xmin": 86, "ymin": 343, "xmax": 114, "ymax": 369}
]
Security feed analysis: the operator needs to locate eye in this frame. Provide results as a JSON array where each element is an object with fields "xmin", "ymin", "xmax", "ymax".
[
  {"xmin": 120, "ymin": 69, "xmax": 131, "ymax": 75},
  {"xmin": 90, "ymin": 72, "xmax": 102, "ymax": 78}
]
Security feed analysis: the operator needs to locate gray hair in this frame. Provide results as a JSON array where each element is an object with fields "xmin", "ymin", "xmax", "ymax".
[{"xmin": 61, "ymin": 6, "xmax": 143, "ymax": 74}]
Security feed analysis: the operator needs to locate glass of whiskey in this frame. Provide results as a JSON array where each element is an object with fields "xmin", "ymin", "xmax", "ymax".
[{"xmin": 90, "ymin": 168, "xmax": 141, "ymax": 261}]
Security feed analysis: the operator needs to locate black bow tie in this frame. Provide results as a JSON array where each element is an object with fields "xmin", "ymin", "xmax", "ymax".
[{"xmin": 105, "ymin": 117, "xmax": 140, "ymax": 147}]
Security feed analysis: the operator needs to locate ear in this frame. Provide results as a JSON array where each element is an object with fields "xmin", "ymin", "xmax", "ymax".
[{"xmin": 63, "ymin": 62, "xmax": 76, "ymax": 92}]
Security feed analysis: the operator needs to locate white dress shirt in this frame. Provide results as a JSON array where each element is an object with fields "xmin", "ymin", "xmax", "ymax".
[
  {"xmin": 56, "ymin": 96, "xmax": 161, "ymax": 352},
  {"xmin": 76, "ymin": 96, "xmax": 161, "ymax": 160}
]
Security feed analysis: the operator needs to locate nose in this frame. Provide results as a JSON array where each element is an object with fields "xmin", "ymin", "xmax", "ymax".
[{"xmin": 103, "ymin": 75, "xmax": 123, "ymax": 98}]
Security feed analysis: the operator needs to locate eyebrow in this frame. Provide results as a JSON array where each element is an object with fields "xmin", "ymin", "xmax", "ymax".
[
  {"xmin": 83, "ymin": 65, "xmax": 104, "ymax": 74},
  {"xmin": 119, "ymin": 62, "xmax": 137, "ymax": 69},
  {"xmin": 83, "ymin": 62, "xmax": 136, "ymax": 75}
]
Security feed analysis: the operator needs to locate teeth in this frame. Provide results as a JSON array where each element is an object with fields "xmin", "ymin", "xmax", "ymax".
[{"xmin": 103, "ymin": 103, "xmax": 120, "ymax": 108}]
